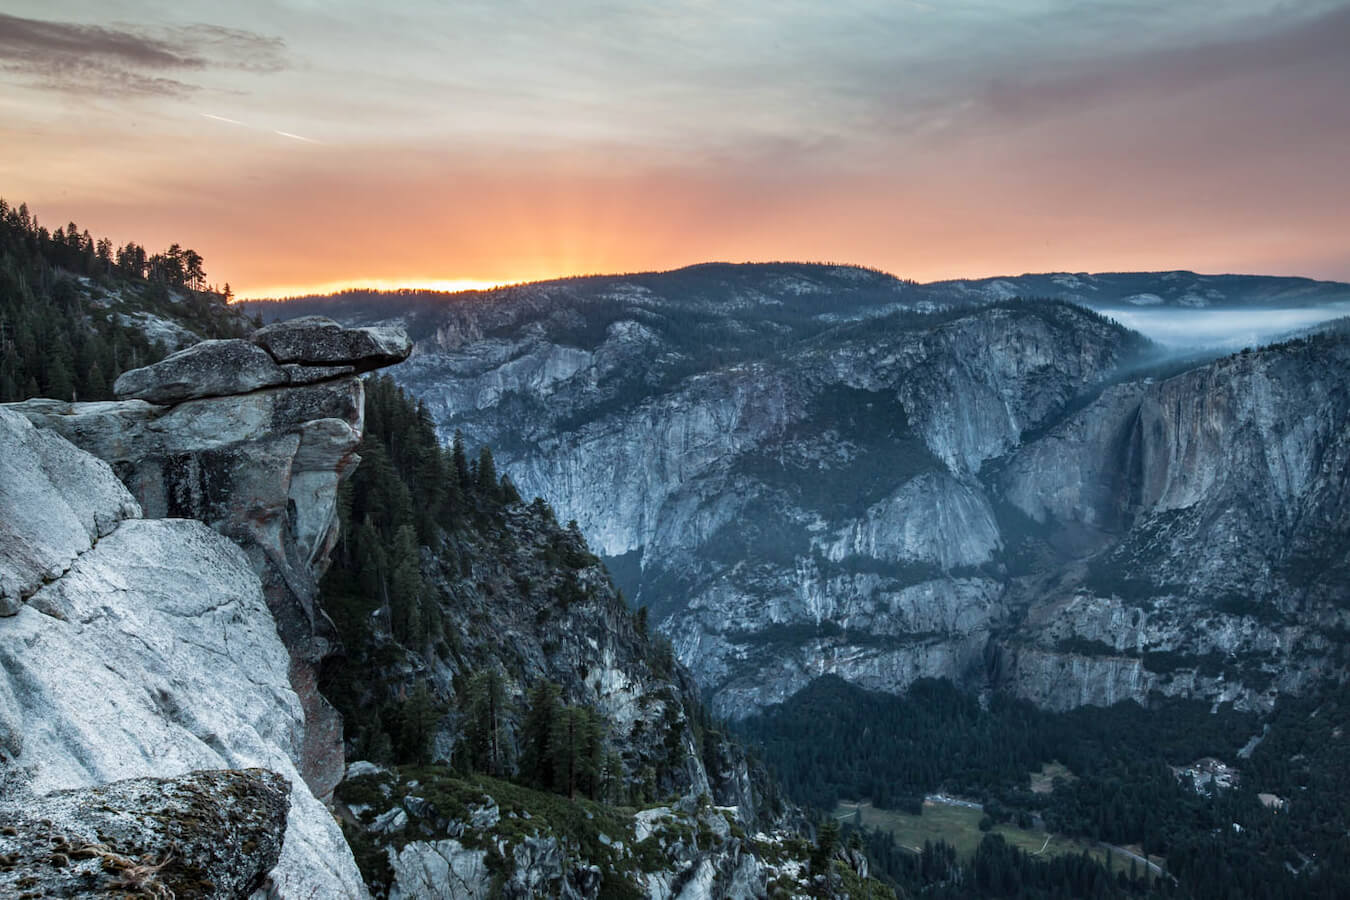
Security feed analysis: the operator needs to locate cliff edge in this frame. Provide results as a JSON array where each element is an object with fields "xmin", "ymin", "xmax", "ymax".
[{"xmin": 0, "ymin": 316, "xmax": 411, "ymax": 897}]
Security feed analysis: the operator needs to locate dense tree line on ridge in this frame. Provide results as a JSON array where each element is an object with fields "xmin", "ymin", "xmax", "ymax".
[
  {"xmin": 0, "ymin": 198, "xmax": 246, "ymax": 403},
  {"xmin": 319, "ymin": 375, "xmax": 663, "ymax": 807}
]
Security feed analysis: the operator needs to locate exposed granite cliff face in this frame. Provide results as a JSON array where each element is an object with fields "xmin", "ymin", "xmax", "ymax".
[
  {"xmin": 0, "ymin": 406, "xmax": 140, "ymax": 615},
  {"xmin": 260, "ymin": 266, "xmax": 1348, "ymax": 719},
  {"xmin": 378, "ymin": 278, "xmax": 1148, "ymax": 718},
  {"xmin": 12, "ymin": 319, "xmax": 411, "ymax": 801},
  {"xmin": 1, "ymin": 317, "xmax": 411, "ymax": 897},
  {"xmin": 0, "ymin": 405, "xmax": 363, "ymax": 897},
  {"xmin": 996, "ymin": 333, "xmax": 1350, "ymax": 710}
]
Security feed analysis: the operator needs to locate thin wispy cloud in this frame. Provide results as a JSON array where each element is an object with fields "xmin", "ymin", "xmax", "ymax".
[
  {"xmin": 3, "ymin": 0, "xmax": 1346, "ymax": 293},
  {"xmin": 971, "ymin": 4, "xmax": 1350, "ymax": 127},
  {"xmin": 0, "ymin": 12, "xmax": 286, "ymax": 96}
]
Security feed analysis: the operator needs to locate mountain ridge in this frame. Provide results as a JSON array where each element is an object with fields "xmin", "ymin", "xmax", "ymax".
[
  {"xmin": 249, "ymin": 267, "xmax": 1350, "ymax": 723},
  {"xmin": 239, "ymin": 262, "xmax": 1350, "ymax": 320}
]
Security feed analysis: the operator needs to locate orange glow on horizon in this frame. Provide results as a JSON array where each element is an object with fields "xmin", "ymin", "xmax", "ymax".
[
  {"xmin": 234, "ymin": 277, "xmax": 516, "ymax": 301},
  {"xmin": 7, "ymin": 123, "xmax": 1348, "ymax": 298},
  {"xmin": 0, "ymin": 4, "xmax": 1346, "ymax": 297}
]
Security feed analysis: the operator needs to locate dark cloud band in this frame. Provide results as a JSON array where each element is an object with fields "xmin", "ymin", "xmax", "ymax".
[{"xmin": 0, "ymin": 13, "xmax": 286, "ymax": 95}]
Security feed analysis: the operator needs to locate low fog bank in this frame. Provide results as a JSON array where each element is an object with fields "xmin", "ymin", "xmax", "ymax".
[{"xmin": 1090, "ymin": 304, "xmax": 1350, "ymax": 350}]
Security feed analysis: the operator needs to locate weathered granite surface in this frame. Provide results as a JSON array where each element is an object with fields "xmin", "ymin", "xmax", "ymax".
[
  {"xmin": 252, "ymin": 316, "xmax": 412, "ymax": 370},
  {"xmin": 0, "ymin": 405, "xmax": 369, "ymax": 897},
  {"xmin": 10, "ymin": 320, "xmax": 410, "ymax": 802},
  {"xmin": 0, "ymin": 769, "xmax": 289, "ymax": 898},
  {"xmin": 113, "ymin": 338, "xmax": 288, "ymax": 404},
  {"xmin": 0, "ymin": 410, "xmax": 139, "ymax": 615},
  {"xmin": 349, "ymin": 266, "xmax": 1348, "ymax": 717}
]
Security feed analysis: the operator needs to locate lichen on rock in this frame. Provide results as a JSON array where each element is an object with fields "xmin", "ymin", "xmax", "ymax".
[
  {"xmin": 112, "ymin": 338, "xmax": 288, "ymax": 404},
  {"xmin": 0, "ymin": 768, "xmax": 290, "ymax": 899},
  {"xmin": 252, "ymin": 316, "xmax": 411, "ymax": 370}
]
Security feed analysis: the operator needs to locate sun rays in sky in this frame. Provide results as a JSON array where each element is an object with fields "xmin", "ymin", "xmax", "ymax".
[{"xmin": 1, "ymin": 2, "xmax": 1347, "ymax": 296}]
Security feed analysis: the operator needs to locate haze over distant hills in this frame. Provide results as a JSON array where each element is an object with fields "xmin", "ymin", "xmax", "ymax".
[
  {"xmin": 929, "ymin": 270, "xmax": 1350, "ymax": 347},
  {"xmin": 244, "ymin": 264, "xmax": 1350, "ymax": 351}
]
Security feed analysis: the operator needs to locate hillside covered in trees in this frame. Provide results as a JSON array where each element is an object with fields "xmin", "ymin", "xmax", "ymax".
[
  {"xmin": 0, "ymin": 198, "xmax": 250, "ymax": 402},
  {"xmin": 319, "ymin": 375, "xmax": 886, "ymax": 896},
  {"xmin": 319, "ymin": 374, "xmax": 696, "ymax": 791}
]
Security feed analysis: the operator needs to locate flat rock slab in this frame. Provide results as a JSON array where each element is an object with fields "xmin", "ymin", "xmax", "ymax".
[
  {"xmin": 0, "ymin": 768, "xmax": 289, "ymax": 898},
  {"xmin": 252, "ymin": 316, "xmax": 411, "ymax": 371},
  {"xmin": 113, "ymin": 339, "xmax": 287, "ymax": 404}
]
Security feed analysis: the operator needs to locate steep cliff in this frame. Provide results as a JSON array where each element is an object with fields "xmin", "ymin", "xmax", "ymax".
[
  {"xmin": 0, "ymin": 404, "xmax": 362, "ymax": 897},
  {"xmin": 250, "ymin": 265, "xmax": 1349, "ymax": 720},
  {"xmin": 12, "ymin": 318, "xmax": 411, "ymax": 802},
  {"xmin": 995, "ymin": 329, "xmax": 1350, "ymax": 710},
  {"xmin": 1, "ymin": 317, "xmax": 412, "ymax": 897},
  {"xmin": 295, "ymin": 270, "xmax": 1149, "ymax": 719},
  {"xmin": 487, "ymin": 302, "xmax": 1143, "ymax": 721}
]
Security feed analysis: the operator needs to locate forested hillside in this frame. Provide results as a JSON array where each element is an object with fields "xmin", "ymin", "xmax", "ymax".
[
  {"xmin": 320, "ymin": 376, "xmax": 886, "ymax": 897},
  {"xmin": 319, "ymin": 374, "xmax": 689, "ymax": 786},
  {"xmin": 0, "ymin": 198, "xmax": 250, "ymax": 402}
]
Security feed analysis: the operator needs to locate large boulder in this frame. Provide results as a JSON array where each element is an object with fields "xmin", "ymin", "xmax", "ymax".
[
  {"xmin": 113, "ymin": 339, "xmax": 287, "ymax": 403},
  {"xmin": 253, "ymin": 316, "xmax": 412, "ymax": 370},
  {"xmin": 0, "ymin": 769, "xmax": 290, "ymax": 899},
  {"xmin": 283, "ymin": 361, "xmax": 357, "ymax": 384}
]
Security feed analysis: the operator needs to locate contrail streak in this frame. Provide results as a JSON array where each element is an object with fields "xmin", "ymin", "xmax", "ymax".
[
  {"xmin": 274, "ymin": 130, "xmax": 321, "ymax": 144},
  {"xmin": 201, "ymin": 112, "xmax": 321, "ymax": 144}
]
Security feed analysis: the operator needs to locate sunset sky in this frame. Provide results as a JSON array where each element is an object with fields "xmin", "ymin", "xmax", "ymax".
[{"xmin": 2, "ymin": 1, "xmax": 1347, "ymax": 298}]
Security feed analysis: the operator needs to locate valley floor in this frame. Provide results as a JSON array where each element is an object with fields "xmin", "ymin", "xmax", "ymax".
[{"xmin": 835, "ymin": 798, "xmax": 1165, "ymax": 877}]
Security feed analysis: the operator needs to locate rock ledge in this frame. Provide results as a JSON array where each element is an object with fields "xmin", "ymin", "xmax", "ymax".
[{"xmin": 112, "ymin": 318, "xmax": 411, "ymax": 404}]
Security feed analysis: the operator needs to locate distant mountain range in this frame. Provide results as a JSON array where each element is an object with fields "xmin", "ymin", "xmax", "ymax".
[
  {"xmin": 242, "ymin": 264, "xmax": 1350, "ymax": 352},
  {"xmin": 243, "ymin": 263, "xmax": 1350, "ymax": 721},
  {"xmin": 244, "ymin": 263, "xmax": 1350, "ymax": 319},
  {"xmin": 926, "ymin": 269, "xmax": 1350, "ymax": 310}
]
